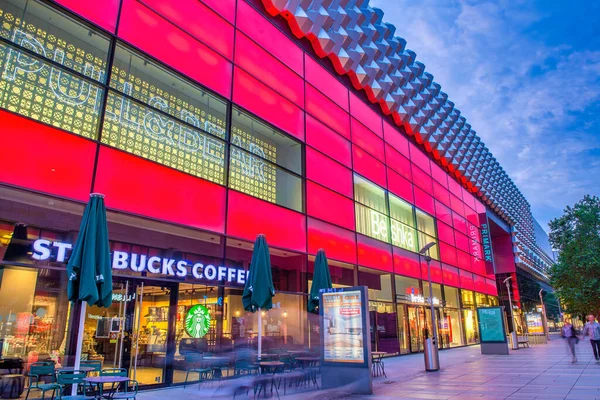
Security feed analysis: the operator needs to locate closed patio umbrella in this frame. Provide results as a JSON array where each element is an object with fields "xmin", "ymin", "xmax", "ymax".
[
  {"xmin": 308, "ymin": 249, "xmax": 332, "ymax": 314},
  {"xmin": 242, "ymin": 234, "xmax": 275, "ymax": 360},
  {"xmin": 67, "ymin": 193, "xmax": 112, "ymax": 394}
]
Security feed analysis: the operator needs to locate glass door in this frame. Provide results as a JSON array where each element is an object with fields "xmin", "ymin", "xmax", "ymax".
[{"xmin": 408, "ymin": 306, "xmax": 422, "ymax": 353}]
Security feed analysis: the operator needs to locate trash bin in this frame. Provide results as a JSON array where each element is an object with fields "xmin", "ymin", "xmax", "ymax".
[{"xmin": 423, "ymin": 338, "xmax": 439, "ymax": 371}]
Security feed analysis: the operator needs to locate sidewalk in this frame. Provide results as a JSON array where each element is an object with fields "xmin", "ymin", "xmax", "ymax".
[{"xmin": 138, "ymin": 335, "xmax": 600, "ymax": 400}]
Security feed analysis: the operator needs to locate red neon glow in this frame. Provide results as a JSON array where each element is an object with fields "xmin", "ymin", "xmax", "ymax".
[
  {"xmin": 432, "ymin": 181, "xmax": 451, "ymax": 207},
  {"xmin": 352, "ymin": 145, "xmax": 386, "ymax": 188},
  {"xmin": 351, "ymin": 118, "xmax": 385, "ymax": 160},
  {"xmin": 0, "ymin": 111, "xmax": 95, "ymax": 201},
  {"xmin": 236, "ymin": 1, "xmax": 303, "ymax": 75},
  {"xmin": 54, "ymin": 0, "xmax": 119, "ymax": 32},
  {"xmin": 118, "ymin": 0, "xmax": 232, "ymax": 98},
  {"xmin": 439, "ymin": 241, "xmax": 458, "ymax": 267},
  {"xmin": 357, "ymin": 234, "xmax": 393, "ymax": 272},
  {"xmin": 233, "ymin": 68, "xmax": 304, "ymax": 141},
  {"xmin": 430, "ymin": 163, "xmax": 448, "ymax": 188},
  {"xmin": 442, "ymin": 264, "xmax": 460, "ymax": 287},
  {"xmin": 437, "ymin": 221, "xmax": 455, "ymax": 247},
  {"xmin": 306, "ymin": 147, "xmax": 353, "ymax": 198},
  {"xmin": 201, "ymin": 0, "xmax": 235, "ymax": 23},
  {"xmin": 305, "ymin": 55, "xmax": 349, "ymax": 111},
  {"xmin": 450, "ymin": 194, "xmax": 466, "ymax": 216},
  {"xmin": 306, "ymin": 181, "xmax": 355, "ymax": 231},
  {"xmin": 306, "ymin": 84, "xmax": 350, "ymax": 139},
  {"xmin": 307, "ymin": 218, "xmax": 357, "ymax": 264},
  {"xmin": 349, "ymin": 94, "xmax": 383, "ymax": 137},
  {"xmin": 413, "ymin": 187, "xmax": 435, "ymax": 216},
  {"xmin": 226, "ymin": 190, "xmax": 306, "ymax": 253},
  {"xmin": 387, "ymin": 168, "xmax": 414, "ymax": 204},
  {"xmin": 455, "ymin": 231, "xmax": 470, "ymax": 253},
  {"xmin": 411, "ymin": 165, "xmax": 433, "ymax": 193},
  {"xmin": 420, "ymin": 259, "xmax": 443, "ymax": 284},
  {"xmin": 452, "ymin": 212, "xmax": 468, "ymax": 234},
  {"xmin": 393, "ymin": 247, "xmax": 421, "ymax": 279},
  {"xmin": 385, "ymin": 144, "xmax": 412, "ymax": 181},
  {"xmin": 383, "ymin": 121, "xmax": 410, "ymax": 157},
  {"xmin": 409, "ymin": 143, "xmax": 431, "ymax": 175},
  {"xmin": 306, "ymin": 115, "xmax": 352, "ymax": 167},
  {"xmin": 435, "ymin": 200, "xmax": 454, "ymax": 227},
  {"xmin": 457, "ymin": 250, "xmax": 472, "ymax": 272},
  {"xmin": 459, "ymin": 270, "xmax": 474, "ymax": 290},
  {"xmin": 94, "ymin": 146, "xmax": 226, "ymax": 233}
]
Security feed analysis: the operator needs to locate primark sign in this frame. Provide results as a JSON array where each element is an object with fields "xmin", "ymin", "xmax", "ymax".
[{"xmin": 31, "ymin": 239, "xmax": 249, "ymax": 285}]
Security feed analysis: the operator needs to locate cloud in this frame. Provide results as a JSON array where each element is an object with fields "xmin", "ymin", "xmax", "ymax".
[{"xmin": 370, "ymin": 0, "xmax": 600, "ymax": 230}]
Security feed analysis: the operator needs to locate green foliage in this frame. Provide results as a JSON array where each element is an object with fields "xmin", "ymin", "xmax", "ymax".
[{"xmin": 549, "ymin": 195, "xmax": 600, "ymax": 317}]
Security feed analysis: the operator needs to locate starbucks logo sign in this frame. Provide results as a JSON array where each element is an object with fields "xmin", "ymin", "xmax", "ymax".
[{"xmin": 185, "ymin": 305, "xmax": 211, "ymax": 338}]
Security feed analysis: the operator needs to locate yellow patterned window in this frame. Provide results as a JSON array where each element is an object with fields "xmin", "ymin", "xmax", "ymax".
[
  {"xmin": 102, "ymin": 45, "xmax": 228, "ymax": 185},
  {"xmin": 0, "ymin": 0, "xmax": 109, "ymax": 139}
]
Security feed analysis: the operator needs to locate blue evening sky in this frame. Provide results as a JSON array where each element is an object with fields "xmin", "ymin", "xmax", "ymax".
[{"xmin": 370, "ymin": 0, "xmax": 600, "ymax": 231}]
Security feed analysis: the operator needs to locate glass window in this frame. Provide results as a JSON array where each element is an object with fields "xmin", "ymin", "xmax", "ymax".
[
  {"xmin": 0, "ymin": 0, "xmax": 110, "ymax": 139},
  {"xmin": 358, "ymin": 267, "xmax": 393, "ymax": 302},
  {"xmin": 389, "ymin": 194, "xmax": 414, "ymax": 226},
  {"xmin": 394, "ymin": 275, "xmax": 420, "ymax": 303},
  {"xmin": 423, "ymin": 282, "xmax": 443, "ymax": 306},
  {"xmin": 354, "ymin": 174, "xmax": 387, "ymax": 215},
  {"xmin": 461, "ymin": 289, "xmax": 475, "ymax": 308},
  {"xmin": 417, "ymin": 232, "xmax": 439, "ymax": 260},
  {"xmin": 231, "ymin": 107, "xmax": 301, "ymax": 175},
  {"xmin": 441, "ymin": 309, "xmax": 464, "ymax": 348},
  {"xmin": 369, "ymin": 301, "xmax": 399, "ymax": 354},
  {"xmin": 391, "ymin": 219, "xmax": 418, "ymax": 252},
  {"xmin": 397, "ymin": 305, "xmax": 410, "ymax": 354},
  {"xmin": 308, "ymin": 257, "xmax": 354, "ymax": 289},
  {"xmin": 444, "ymin": 286, "xmax": 460, "ymax": 308},
  {"xmin": 416, "ymin": 210, "xmax": 436, "ymax": 237},
  {"xmin": 475, "ymin": 292, "xmax": 488, "ymax": 307},
  {"xmin": 355, "ymin": 203, "xmax": 390, "ymax": 243},
  {"xmin": 488, "ymin": 296, "xmax": 499, "ymax": 306},
  {"xmin": 103, "ymin": 91, "xmax": 227, "ymax": 184},
  {"xmin": 228, "ymin": 147, "xmax": 303, "ymax": 212},
  {"xmin": 463, "ymin": 308, "xmax": 479, "ymax": 344},
  {"xmin": 110, "ymin": 45, "xmax": 227, "ymax": 139}
]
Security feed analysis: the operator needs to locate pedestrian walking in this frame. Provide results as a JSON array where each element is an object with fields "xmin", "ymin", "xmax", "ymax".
[
  {"xmin": 561, "ymin": 319, "xmax": 579, "ymax": 363},
  {"xmin": 582, "ymin": 314, "xmax": 600, "ymax": 362}
]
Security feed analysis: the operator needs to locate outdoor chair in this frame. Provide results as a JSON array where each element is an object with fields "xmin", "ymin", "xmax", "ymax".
[
  {"xmin": 57, "ymin": 380, "xmax": 97, "ymax": 400},
  {"xmin": 80, "ymin": 360, "xmax": 102, "ymax": 375},
  {"xmin": 183, "ymin": 353, "xmax": 211, "ymax": 388},
  {"xmin": 100, "ymin": 368, "xmax": 128, "ymax": 377},
  {"xmin": 25, "ymin": 362, "xmax": 61, "ymax": 400},
  {"xmin": 57, "ymin": 370, "xmax": 87, "ymax": 396},
  {"xmin": 110, "ymin": 379, "xmax": 139, "ymax": 400}
]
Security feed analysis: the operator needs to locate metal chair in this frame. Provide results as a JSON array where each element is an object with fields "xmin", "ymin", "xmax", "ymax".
[
  {"xmin": 100, "ymin": 368, "xmax": 128, "ymax": 377},
  {"xmin": 80, "ymin": 360, "xmax": 102, "ymax": 375},
  {"xmin": 25, "ymin": 362, "xmax": 61, "ymax": 400},
  {"xmin": 57, "ymin": 379, "xmax": 97, "ymax": 400},
  {"xmin": 57, "ymin": 370, "xmax": 87, "ymax": 396},
  {"xmin": 183, "ymin": 353, "xmax": 211, "ymax": 388},
  {"xmin": 110, "ymin": 380, "xmax": 138, "ymax": 400}
]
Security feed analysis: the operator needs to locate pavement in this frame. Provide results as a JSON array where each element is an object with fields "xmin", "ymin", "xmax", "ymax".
[{"xmin": 137, "ymin": 334, "xmax": 600, "ymax": 400}]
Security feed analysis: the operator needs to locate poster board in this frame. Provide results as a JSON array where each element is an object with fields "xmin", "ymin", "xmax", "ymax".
[
  {"xmin": 477, "ymin": 307, "xmax": 507, "ymax": 343},
  {"xmin": 320, "ymin": 287, "xmax": 368, "ymax": 367},
  {"xmin": 526, "ymin": 313, "xmax": 544, "ymax": 335}
]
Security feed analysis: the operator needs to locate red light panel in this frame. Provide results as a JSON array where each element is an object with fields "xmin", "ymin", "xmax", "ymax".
[
  {"xmin": 349, "ymin": 94, "xmax": 383, "ymax": 137},
  {"xmin": 0, "ymin": 111, "xmax": 95, "ymax": 201},
  {"xmin": 411, "ymin": 164, "xmax": 433, "ymax": 193},
  {"xmin": 439, "ymin": 241, "xmax": 457, "ymax": 266},
  {"xmin": 236, "ymin": 1, "xmax": 303, "ymax": 75},
  {"xmin": 94, "ymin": 146, "xmax": 226, "ymax": 233},
  {"xmin": 305, "ymin": 55, "xmax": 349, "ymax": 111},
  {"xmin": 351, "ymin": 118, "xmax": 385, "ymax": 160},
  {"xmin": 393, "ymin": 247, "xmax": 421, "ymax": 279},
  {"xmin": 432, "ymin": 181, "xmax": 451, "ymax": 207},
  {"xmin": 413, "ymin": 187, "xmax": 435, "ymax": 216},
  {"xmin": 306, "ymin": 115, "xmax": 351, "ymax": 168},
  {"xmin": 450, "ymin": 194, "xmax": 465, "ymax": 216},
  {"xmin": 201, "ymin": 0, "xmax": 235, "ymax": 23},
  {"xmin": 442, "ymin": 264, "xmax": 460, "ymax": 287},
  {"xmin": 486, "ymin": 278, "xmax": 498, "ymax": 295},
  {"xmin": 457, "ymin": 249, "xmax": 472, "ymax": 272},
  {"xmin": 227, "ymin": 190, "xmax": 306, "ymax": 253},
  {"xmin": 55, "ymin": 0, "xmax": 119, "ymax": 32},
  {"xmin": 233, "ymin": 68, "xmax": 304, "ymax": 141},
  {"xmin": 459, "ymin": 270, "xmax": 474, "ymax": 290},
  {"xmin": 385, "ymin": 144, "xmax": 412, "ymax": 181},
  {"xmin": 421, "ymin": 259, "xmax": 443, "ymax": 284},
  {"xmin": 306, "ymin": 147, "xmax": 353, "ymax": 198},
  {"xmin": 352, "ymin": 145, "xmax": 386, "ymax": 188},
  {"xmin": 430, "ymin": 163, "xmax": 449, "ymax": 188},
  {"xmin": 306, "ymin": 84, "xmax": 350, "ymax": 139},
  {"xmin": 118, "ymin": 0, "xmax": 233, "ymax": 98},
  {"xmin": 437, "ymin": 221, "xmax": 455, "ymax": 246},
  {"xmin": 434, "ymin": 200, "xmax": 453, "ymax": 226},
  {"xmin": 307, "ymin": 218, "xmax": 357, "ymax": 264},
  {"xmin": 357, "ymin": 234, "xmax": 393, "ymax": 272},
  {"xmin": 383, "ymin": 121, "xmax": 409, "ymax": 157},
  {"xmin": 306, "ymin": 181, "xmax": 355, "ymax": 231},
  {"xmin": 473, "ymin": 274, "xmax": 487, "ymax": 293},
  {"xmin": 409, "ymin": 143, "xmax": 431, "ymax": 175},
  {"xmin": 387, "ymin": 168, "xmax": 414, "ymax": 204},
  {"xmin": 452, "ymin": 212, "xmax": 468, "ymax": 235}
]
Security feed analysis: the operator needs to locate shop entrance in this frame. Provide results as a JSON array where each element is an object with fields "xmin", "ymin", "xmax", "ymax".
[
  {"xmin": 82, "ymin": 279, "xmax": 176, "ymax": 387},
  {"xmin": 407, "ymin": 306, "xmax": 442, "ymax": 353}
]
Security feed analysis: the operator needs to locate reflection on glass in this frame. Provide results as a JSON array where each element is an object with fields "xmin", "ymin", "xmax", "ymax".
[
  {"xmin": 463, "ymin": 308, "xmax": 479, "ymax": 344},
  {"xmin": 416, "ymin": 210, "xmax": 436, "ymax": 237},
  {"xmin": 389, "ymin": 194, "xmax": 415, "ymax": 227},
  {"xmin": 358, "ymin": 267, "xmax": 393, "ymax": 302},
  {"xmin": 354, "ymin": 174, "xmax": 388, "ymax": 214},
  {"xmin": 355, "ymin": 203, "xmax": 390, "ymax": 243},
  {"xmin": 443, "ymin": 286, "xmax": 460, "ymax": 308},
  {"xmin": 440, "ymin": 309, "xmax": 464, "ymax": 348},
  {"xmin": 417, "ymin": 232, "xmax": 439, "ymax": 260},
  {"xmin": 369, "ymin": 302, "xmax": 399, "ymax": 354}
]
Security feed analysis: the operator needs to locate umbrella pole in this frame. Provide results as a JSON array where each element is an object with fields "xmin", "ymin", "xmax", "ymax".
[
  {"xmin": 72, "ymin": 301, "xmax": 86, "ymax": 395},
  {"xmin": 258, "ymin": 309, "xmax": 262, "ymax": 361}
]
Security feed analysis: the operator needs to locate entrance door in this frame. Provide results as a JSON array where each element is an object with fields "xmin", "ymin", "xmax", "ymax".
[
  {"xmin": 81, "ymin": 279, "xmax": 175, "ymax": 387},
  {"xmin": 408, "ymin": 306, "xmax": 422, "ymax": 353}
]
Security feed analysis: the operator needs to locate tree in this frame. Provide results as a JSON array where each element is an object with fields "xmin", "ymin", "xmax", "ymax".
[{"xmin": 549, "ymin": 195, "xmax": 600, "ymax": 317}]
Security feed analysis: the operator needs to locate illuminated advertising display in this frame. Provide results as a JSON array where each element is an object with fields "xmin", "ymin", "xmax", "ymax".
[
  {"xmin": 321, "ymin": 288, "xmax": 367, "ymax": 364},
  {"xmin": 525, "ymin": 313, "xmax": 544, "ymax": 335},
  {"xmin": 185, "ymin": 305, "xmax": 211, "ymax": 338},
  {"xmin": 477, "ymin": 307, "xmax": 507, "ymax": 343}
]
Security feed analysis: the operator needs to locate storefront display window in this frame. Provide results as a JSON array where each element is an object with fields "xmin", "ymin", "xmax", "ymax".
[
  {"xmin": 396, "ymin": 305, "xmax": 410, "ymax": 354},
  {"xmin": 358, "ymin": 267, "xmax": 393, "ymax": 302},
  {"xmin": 475, "ymin": 292, "xmax": 488, "ymax": 307},
  {"xmin": 423, "ymin": 282, "xmax": 443, "ymax": 305},
  {"xmin": 308, "ymin": 258, "xmax": 354, "ymax": 289},
  {"xmin": 394, "ymin": 276, "xmax": 420, "ymax": 303},
  {"xmin": 369, "ymin": 301, "xmax": 399, "ymax": 354},
  {"xmin": 462, "ymin": 308, "xmax": 479, "ymax": 345},
  {"xmin": 461, "ymin": 289, "xmax": 475, "ymax": 308},
  {"xmin": 0, "ymin": 0, "xmax": 110, "ymax": 139},
  {"xmin": 440, "ymin": 309, "xmax": 464, "ymax": 348},
  {"xmin": 444, "ymin": 286, "xmax": 460, "ymax": 308}
]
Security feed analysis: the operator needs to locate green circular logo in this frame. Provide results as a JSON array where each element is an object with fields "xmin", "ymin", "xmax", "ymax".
[{"xmin": 185, "ymin": 305, "xmax": 211, "ymax": 338}]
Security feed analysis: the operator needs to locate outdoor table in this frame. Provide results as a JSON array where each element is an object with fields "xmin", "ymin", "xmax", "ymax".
[
  {"xmin": 293, "ymin": 357, "xmax": 320, "ymax": 388},
  {"xmin": 257, "ymin": 362, "xmax": 284, "ymax": 398},
  {"xmin": 294, "ymin": 357, "xmax": 319, "ymax": 367},
  {"xmin": 371, "ymin": 352, "xmax": 387, "ymax": 378},
  {"xmin": 84, "ymin": 376, "xmax": 129, "ymax": 399},
  {"xmin": 202, "ymin": 357, "xmax": 229, "ymax": 379}
]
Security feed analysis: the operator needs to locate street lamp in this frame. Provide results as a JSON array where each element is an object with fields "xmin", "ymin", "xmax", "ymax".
[
  {"xmin": 420, "ymin": 242, "xmax": 439, "ymax": 372},
  {"xmin": 503, "ymin": 276, "xmax": 518, "ymax": 350},
  {"xmin": 539, "ymin": 289, "xmax": 549, "ymax": 341}
]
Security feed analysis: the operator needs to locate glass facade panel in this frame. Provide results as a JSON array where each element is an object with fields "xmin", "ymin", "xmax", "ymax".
[
  {"xmin": 231, "ymin": 107, "xmax": 302, "ymax": 175},
  {"xmin": 461, "ymin": 289, "xmax": 475, "ymax": 308},
  {"xmin": 416, "ymin": 210, "xmax": 436, "ymax": 237},
  {"xmin": 423, "ymin": 282, "xmax": 443, "ymax": 305},
  {"xmin": 417, "ymin": 232, "xmax": 439, "ymax": 260},
  {"xmin": 397, "ymin": 305, "xmax": 410, "ymax": 354},
  {"xmin": 0, "ymin": 0, "xmax": 109, "ymax": 139},
  {"xmin": 354, "ymin": 174, "xmax": 387, "ymax": 214},
  {"xmin": 394, "ymin": 275, "xmax": 420, "ymax": 303},
  {"xmin": 441, "ymin": 309, "xmax": 464, "ymax": 348},
  {"xmin": 463, "ymin": 308, "xmax": 479, "ymax": 344},
  {"xmin": 475, "ymin": 292, "xmax": 488, "ymax": 307},
  {"xmin": 444, "ymin": 286, "xmax": 460, "ymax": 308},
  {"xmin": 369, "ymin": 301, "xmax": 399, "ymax": 354},
  {"xmin": 355, "ymin": 203, "xmax": 390, "ymax": 243},
  {"xmin": 391, "ymin": 219, "xmax": 418, "ymax": 252},
  {"xmin": 358, "ymin": 267, "xmax": 393, "ymax": 302},
  {"xmin": 389, "ymin": 194, "xmax": 414, "ymax": 226},
  {"xmin": 228, "ymin": 147, "xmax": 303, "ymax": 212}
]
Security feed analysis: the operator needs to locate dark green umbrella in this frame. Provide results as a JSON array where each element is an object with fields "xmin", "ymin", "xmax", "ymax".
[
  {"xmin": 67, "ymin": 193, "xmax": 111, "ymax": 387},
  {"xmin": 67, "ymin": 193, "xmax": 112, "ymax": 307},
  {"xmin": 308, "ymin": 249, "xmax": 332, "ymax": 314},
  {"xmin": 242, "ymin": 234, "xmax": 275, "ymax": 359}
]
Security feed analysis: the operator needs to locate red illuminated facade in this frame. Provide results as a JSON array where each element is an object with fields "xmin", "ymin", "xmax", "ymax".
[{"xmin": 0, "ymin": 0, "xmax": 507, "ymax": 387}]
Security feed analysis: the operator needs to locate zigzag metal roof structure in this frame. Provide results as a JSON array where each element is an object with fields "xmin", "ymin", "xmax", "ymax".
[{"xmin": 261, "ymin": 0, "xmax": 550, "ymax": 280}]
